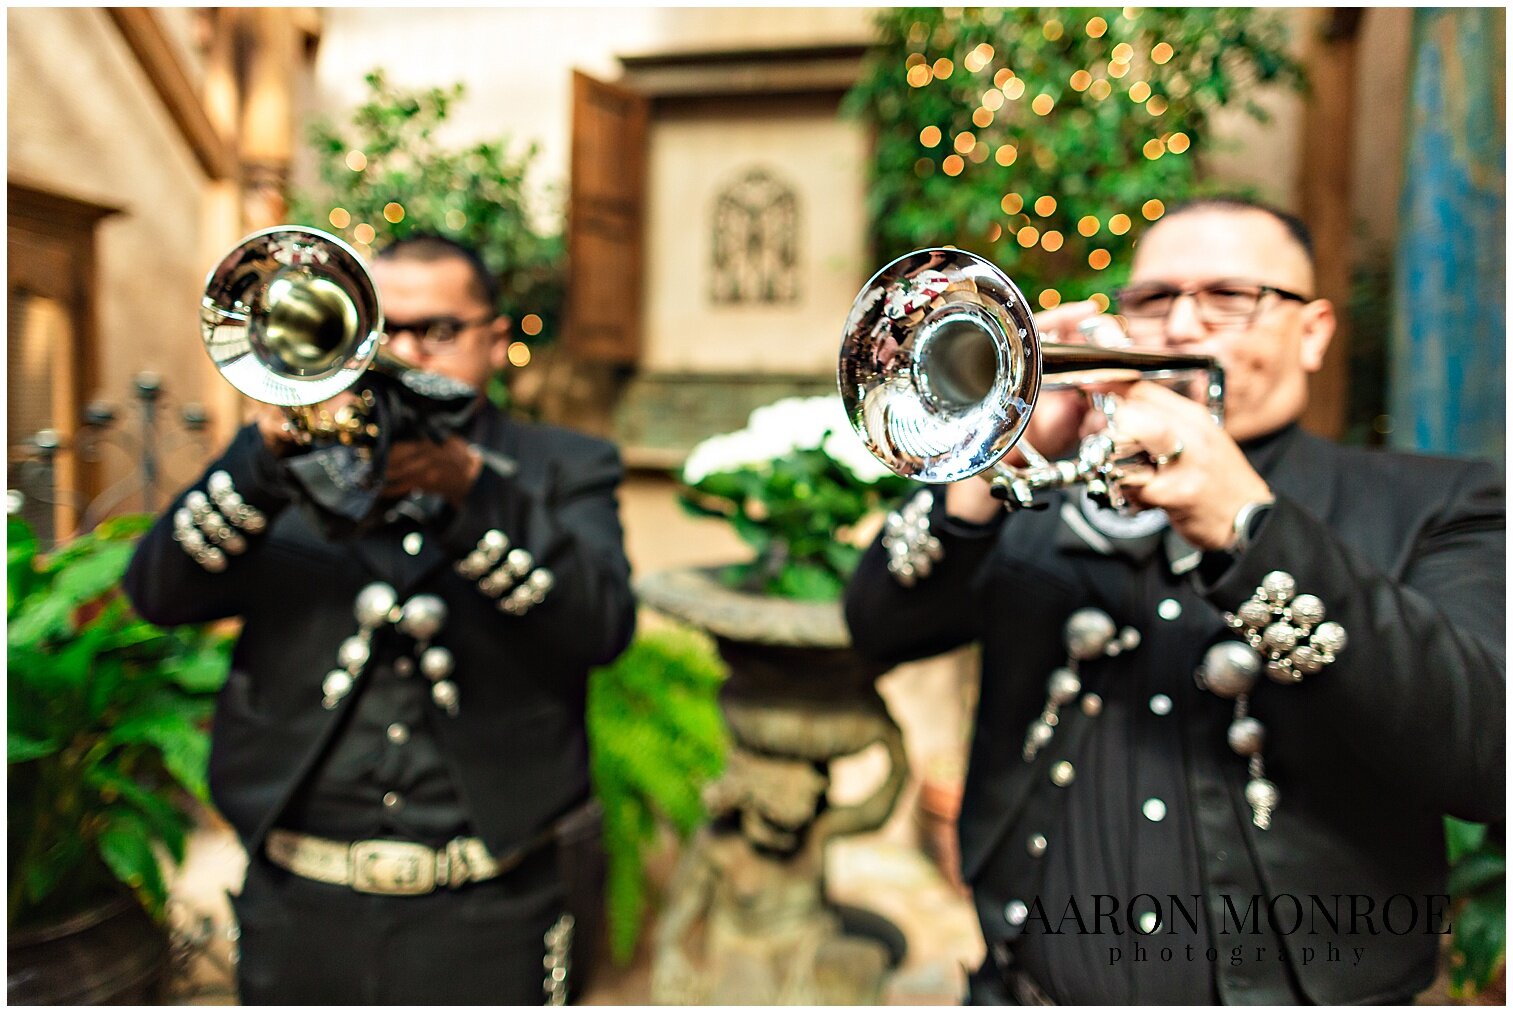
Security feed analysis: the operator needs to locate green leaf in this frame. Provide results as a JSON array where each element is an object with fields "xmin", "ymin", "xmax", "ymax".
[
  {"xmin": 162, "ymin": 641, "xmax": 231, "ymax": 694},
  {"xmin": 107, "ymin": 710, "xmax": 211, "ymax": 801},
  {"xmin": 1449, "ymin": 852, "xmax": 1506, "ymax": 900},
  {"xmin": 7, "ymin": 731, "xmax": 59, "ymax": 763},
  {"xmin": 85, "ymin": 764, "xmax": 191, "ymax": 865},
  {"xmin": 96, "ymin": 808, "xmax": 168, "ymax": 919}
]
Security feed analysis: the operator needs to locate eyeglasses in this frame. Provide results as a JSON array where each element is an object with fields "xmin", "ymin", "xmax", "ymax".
[
  {"xmin": 1115, "ymin": 281, "xmax": 1310, "ymax": 329},
  {"xmin": 383, "ymin": 314, "xmax": 495, "ymax": 355}
]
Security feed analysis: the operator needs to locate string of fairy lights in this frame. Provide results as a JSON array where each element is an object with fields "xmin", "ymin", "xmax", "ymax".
[
  {"xmin": 902, "ymin": 8, "xmax": 1191, "ymax": 312},
  {"xmin": 323, "ymin": 188, "xmax": 538, "ymax": 370}
]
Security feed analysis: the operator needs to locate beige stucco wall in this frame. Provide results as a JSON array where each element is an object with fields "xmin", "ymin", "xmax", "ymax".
[
  {"xmin": 642, "ymin": 107, "xmax": 869, "ymax": 375},
  {"xmin": 8, "ymin": 8, "xmax": 225, "ymax": 502}
]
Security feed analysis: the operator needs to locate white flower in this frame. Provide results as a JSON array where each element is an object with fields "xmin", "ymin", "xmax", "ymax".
[{"xmin": 682, "ymin": 393, "xmax": 894, "ymax": 486}]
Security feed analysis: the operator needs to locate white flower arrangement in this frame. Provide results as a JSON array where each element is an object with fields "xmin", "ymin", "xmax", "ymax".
[{"xmin": 681, "ymin": 396, "xmax": 895, "ymax": 486}]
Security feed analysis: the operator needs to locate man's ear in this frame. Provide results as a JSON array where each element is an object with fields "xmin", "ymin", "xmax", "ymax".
[
  {"xmin": 488, "ymin": 315, "xmax": 512, "ymax": 372},
  {"xmin": 1298, "ymin": 298, "xmax": 1335, "ymax": 373}
]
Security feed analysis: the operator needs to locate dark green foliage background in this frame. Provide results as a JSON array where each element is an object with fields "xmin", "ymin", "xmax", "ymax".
[{"xmin": 845, "ymin": 7, "xmax": 1299, "ymax": 304}]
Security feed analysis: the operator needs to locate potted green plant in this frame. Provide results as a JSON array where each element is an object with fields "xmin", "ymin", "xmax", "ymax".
[{"xmin": 7, "ymin": 513, "xmax": 231, "ymax": 1003}]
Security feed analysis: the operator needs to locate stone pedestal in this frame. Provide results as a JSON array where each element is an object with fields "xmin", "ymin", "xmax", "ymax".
[{"xmin": 638, "ymin": 567, "xmax": 908, "ymax": 1004}]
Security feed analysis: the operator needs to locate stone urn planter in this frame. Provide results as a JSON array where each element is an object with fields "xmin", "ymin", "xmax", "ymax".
[
  {"xmin": 638, "ymin": 567, "xmax": 909, "ymax": 1005},
  {"xmin": 7, "ymin": 894, "xmax": 168, "ymax": 1003}
]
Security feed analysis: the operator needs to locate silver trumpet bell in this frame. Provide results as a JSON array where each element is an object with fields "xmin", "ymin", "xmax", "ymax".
[
  {"xmin": 201, "ymin": 225, "xmax": 383, "ymax": 409},
  {"xmin": 838, "ymin": 248, "xmax": 1224, "ymax": 509}
]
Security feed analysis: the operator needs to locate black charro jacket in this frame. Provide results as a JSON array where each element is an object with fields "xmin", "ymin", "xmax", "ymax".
[
  {"xmin": 844, "ymin": 425, "xmax": 1504, "ymax": 1004},
  {"xmin": 123, "ymin": 405, "xmax": 635, "ymax": 858}
]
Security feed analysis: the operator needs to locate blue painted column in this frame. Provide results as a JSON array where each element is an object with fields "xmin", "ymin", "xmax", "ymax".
[{"xmin": 1389, "ymin": 9, "xmax": 1505, "ymax": 459}]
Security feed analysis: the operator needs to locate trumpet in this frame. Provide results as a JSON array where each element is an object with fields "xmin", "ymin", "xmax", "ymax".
[
  {"xmin": 837, "ymin": 248, "xmax": 1223, "ymax": 510},
  {"xmin": 200, "ymin": 226, "xmax": 478, "ymax": 535}
]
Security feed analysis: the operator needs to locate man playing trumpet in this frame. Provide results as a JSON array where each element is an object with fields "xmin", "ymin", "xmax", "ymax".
[{"xmin": 845, "ymin": 197, "xmax": 1504, "ymax": 1003}]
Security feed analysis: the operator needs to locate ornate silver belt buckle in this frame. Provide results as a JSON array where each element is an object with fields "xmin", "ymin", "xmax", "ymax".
[{"xmin": 349, "ymin": 840, "xmax": 436, "ymax": 895}]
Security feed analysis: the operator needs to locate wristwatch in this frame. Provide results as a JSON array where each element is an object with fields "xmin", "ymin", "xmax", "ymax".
[{"xmin": 1230, "ymin": 499, "xmax": 1275, "ymax": 555}]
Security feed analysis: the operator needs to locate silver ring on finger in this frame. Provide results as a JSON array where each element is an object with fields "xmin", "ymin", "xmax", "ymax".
[{"xmin": 1151, "ymin": 440, "xmax": 1185, "ymax": 469}]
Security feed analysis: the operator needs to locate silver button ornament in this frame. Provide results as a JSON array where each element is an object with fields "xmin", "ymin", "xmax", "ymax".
[
  {"xmin": 1289, "ymin": 644, "xmax": 1325, "ymax": 675},
  {"xmin": 1046, "ymin": 668, "xmax": 1081, "ymax": 706},
  {"xmin": 1236, "ymin": 599, "xmax": 1272, "ymax": 629},
  {"xmin": 432, "ymin": 679, "xmax": 460, "ymax": 716},
  {"xmin": 1261, "ymin": 570, "xmax": 1296, "ymax": 603},
  {"xmin": 1262, "ymin": 622, "xmax": 1300, "ymax": 653},
  {"xmin": 322, "ymin": 669, "xmax": 353, "ymax": 709},
  {"xmin": 419, "ymin": 646, "xmax": 454, "ymax": 682},
  {"xmin": 1289, "ymin": 594, "xmax": 1326, "ymax": 627},
  {"xmin": 1311, "ymin": 621, "xmax": 1348, "ymax": 656},
  {"xmin": 1065, "ymin": 608, "xmax": 1117, "ymax": 660},
  {"xmin": 1196, "ymin": 640, "xmax": 1262, "ymax": 698},
  {"xmin": 1245, "ymin": 778, "xmax": 1280, "ymax": 829},
  {"xmin": 1227, "ymin": 716, "xmax": 1266, "ymax": 756},
  {"xmin": 355, "ymin": 583, "xmax": 399, "ymax": 629},
  {"xmin": 397, "ymin": 595, "xmax": 447, "ymax": 641},
  {"xmin": 337, "ymin": 636, "xmax": 370, "ymax": 670}
]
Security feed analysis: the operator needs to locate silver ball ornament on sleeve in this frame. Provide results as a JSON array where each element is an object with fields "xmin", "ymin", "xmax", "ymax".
[
  {"xmin": 1197, "ymin": 641, "xmax": 1262, "ymax": 698},
  {"xmin": 1236, "ymin": 599, "xmax": 1272, "ymax": 629},
  {"xmin": 1260, "ymin": 571, "xmax": 1296, "ymax": 603},
  {"xmin": 431, "ymin": 679, "xmax": 460, "ymax": 715},
  {"xmin": 1262, "ymin": 622, "xmax": 1301, "ymax": 653},
  {"xmin": 1289, "ymin": 644, "xmax": 1325, "ymax": 675},
  {"xmin": 1311, "ymin": 621, "xmax": 1348, "ymax": 656},
  {"xmin": 1046, "ymin": 668, "xmax": 1081, "ymax": 706},
  {"xmin": 1245, "ymin": 777, "xmax": 1280, "ymax": 829},
  {"xmin": 354, "ymin": 583, "xmax": 399, "ymax": 629},
  {"xmin": 1288, "ymin": 594, "xmax": 1326, "ymax": 628},
  {"xmin": 397, "ymin": 595, "xmax": 448, "ymax": 641},
  {"xmin": 337, "ymin": 636, "xmax": 371, "ymax": 670},
  {"xmin": 419, "ymin": 646, "xmax": 455, "ymax": 682},
  {"xmin": 1064, "ymin": 608, "xmax": 1117, "ymax": 661}
]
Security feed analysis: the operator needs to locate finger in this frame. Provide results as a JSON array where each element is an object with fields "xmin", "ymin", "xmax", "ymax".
[{"xmin": 1033, "ymin": 300, "xmax": 1101, "ymax": 340}]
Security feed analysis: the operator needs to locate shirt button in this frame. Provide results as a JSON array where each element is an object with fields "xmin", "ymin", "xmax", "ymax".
[
  {"xmin": 1157, "ymin": 598, "xmax": 1182, "ymax": 621},
  {"xmin": 1142, "ymin": 797, "xmax": 1167, "ymax": 822},
  {"xmin": 1004, "ymin": 900, "xmax": 1029, "ymax": 926},
  {"xmin": 1149, "ymin": 693, "xmax": 1173, "ymax": 716},
  {"xmin": 403, "ymin": 532, "xmax": 424, "ymax": 556},
  {"xmin": 386, "ymin": 722, "xmax": 410, "ymax": 745},
  {"xmin": 1027, "ymin": 834, "xmax": 1048, "ymax": 857},
  {"xmin": 382, "ymin": 791, "xmax": 403, "ymax": 810},
  {"xmin": 1051, "ymin": 761, "xmax": 1075, "ymax": 787}
]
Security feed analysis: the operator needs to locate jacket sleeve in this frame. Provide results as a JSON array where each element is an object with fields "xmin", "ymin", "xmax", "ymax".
[
  {"xmin": 438, "ymin": 437, "xmax": 636, "ymax": 672},
  {"xmin": 844, "ymin": 490, "xmax": 1008, "ymax": 665},
  {"xmin": 122, "ymin": 424, "xmax": 295, "ymax": 627},
  {"xmin": 1199, "ymin": 461, "xmax": 1506, "ymax": 822}
]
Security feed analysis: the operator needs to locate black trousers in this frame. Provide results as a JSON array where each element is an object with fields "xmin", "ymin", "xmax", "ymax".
[{"xmin": 231, "ymin": 846, "xmax": 568, "ymax": 1004}]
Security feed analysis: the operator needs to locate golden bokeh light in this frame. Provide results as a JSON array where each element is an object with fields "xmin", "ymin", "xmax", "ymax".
[
  {"xmin": 1078, "ymin": 215, "xmax": 1100, "ymax": 236},
  {"xmin": 1070, "ymin": 70, "xmax": 1093, "ymax": 91},
  {"xmin": 908, "ymin": 65, "xmax": 932, "ymax": 88},
  {"xmin": 1152, "ymin": 42, "xmax": 1174, "ymax": 64},
  {"xmin": 1109, "ymin": 60, "xmax": 1131, "ymax": 79},
  {"xmin": 1112, "ymin": 42, "xmax": 1134, "ymax": 62},
  {"xmin": 1090, "ymin": 292, "xmax": 1111, "ymax": 312},
  {"xmin": 943, "ymin": 154, "xmax": 965, "ymax": 176},
  {"xmin": 328, "ymin": 207, "xmax": 351, "ymax": 229},
  {"xmin": 1001, "ymin": 192, "xmax": 1024, "ymax": 214},
  {"xmin": 977, "ymin": 42, "xmax": 996, "ymax": 61},
  {"xmin": 353, "ymin": 223, "xmax": 376, "ymax": 245},
  {"xmin": 1039, "ymin": 289, "xmax": 1062, "ymax": 309},
  {"xmin": 1043, "ymin": 19, "xmax": 1064, "ymax": 41},
  {"xmin": 1042, "ymin": 230, "xmax": 1064, "ymax": 252},
  {"xmin": 920, "ymin": 125, "xmax": 942, "ymax": 147},
  {"xmin": 1032, "ymin": 93, "xmax": 1055, "ymax": 116},
  {"xmin": 988, "ymin": 222, "xmax": 1003, "ymax": 242},
  {"xmin": 995, "ymin": 144, "xmax": 1018, "ymax": 167},
  {"xmin": 521, "ymin": 314, "xmax": 543, "ymax": 336},
  {"xmin": 1089, "ymin": 248, "xmax": 1112, "ymax": 270},
  {"xmin": 994, "ymin": 68, "xmax": 1015, "ymax": 89},
  {"xmin": 383, "ymin": 202, "xmax": 405, "ymax": 224},
  {"xmin": 1168, "ymin": 131, "xmax": 1191, "ymax": 153},
  {"xmin": 1086, "ymin": 16, "xmax": 1108, "ymax": 37},
  {"xmin": 973, "ymin": 107, "xmax": 994, "ymax": 128},
  {"xmin": 1142, "ymin": 199, "xmax": 1166, "ymax": 220},
  {"xmin": 983, "ymin": 89, "xmax": 1005, "ymax": 111},
  {"xmin": 954, "ymin": 131, "xmax": 976, "ymax": 153},
  {"xmin": 1129, "ymin": 81, "xmax": 1152, "ymax": 103},
  {"xmin": 345, "ymin": 150, "xmax": 368, "ymax": 172},
  {"xmin": 1109, "ymin": 214, "xmax": 1132, "ymax": 235},
  {"xmin": 1003, "ymin": 78, "xmax": 1027, "ymax": 100},
  {"xmin": 1018, "ymin": 226, "xmax": 1041, "ymax": 248},
  {"xmin": 1146, "ymin": 96, "xmax": 1169, "ymax": 116},
  {"xmin": 1034, "ymin": 195, "xmax": 1057, "ymax": 217},
  {"xmin": 1090, "ymin": 79, "xmax": 1113, "ymax": 100},
  {"xmin": 507, "ymin": 342, "xmax": 532, "ymax": 367},
  {"xmin": 964, "ymin": 51, "xmax": 985, "ymax": 74},
  {"xmin": 932, "ymin": 57, "xmax": 954, "ymax": 78},
  {"xmin": 1142, "ymin": 137, "xmax": 1166, "ymax": 159},
  {"xmin": 906, "ymin": 53, "xmax": 926, "ymax": 69}
]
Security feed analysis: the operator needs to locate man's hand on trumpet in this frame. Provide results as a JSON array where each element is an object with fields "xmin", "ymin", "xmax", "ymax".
[{"xmin": 1103, "ymin": 381, "xmax": 1273, "ymax": 551}]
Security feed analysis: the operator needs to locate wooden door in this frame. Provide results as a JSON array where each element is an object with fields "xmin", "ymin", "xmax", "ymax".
[{"xmin": 564, "ymin": 71, "xmax": 649, "ymax": 364}]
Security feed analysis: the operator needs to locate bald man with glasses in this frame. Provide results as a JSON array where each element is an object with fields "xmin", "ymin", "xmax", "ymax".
[{"xmin": 845, "ymin": 197, "xmax": 1504, "ymax": 1004}]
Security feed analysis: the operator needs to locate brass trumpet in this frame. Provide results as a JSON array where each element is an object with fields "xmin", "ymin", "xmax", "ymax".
[{"xmin": 837, "ymin": 248, "xmax": 1224, "ymax": 509}]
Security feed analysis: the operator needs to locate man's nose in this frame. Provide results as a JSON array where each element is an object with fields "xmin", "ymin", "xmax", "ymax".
[{"xmin": 1163, "ymin": 293, "xmax": 1209, "ymax": 346}]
